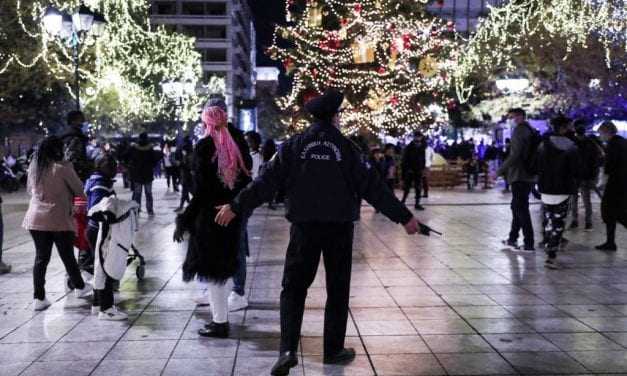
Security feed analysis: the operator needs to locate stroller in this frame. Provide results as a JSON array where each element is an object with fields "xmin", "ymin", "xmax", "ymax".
[
  {"xmin": 68, "ymin": 197, "xmax": 145, "ymax": 291},
  {"xmin": 89, "ymin": 196, "xmax": 144, "ymax": 291}
]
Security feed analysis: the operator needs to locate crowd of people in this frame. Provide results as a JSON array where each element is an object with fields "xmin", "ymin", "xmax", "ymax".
[{"xmin": 0, "ymin": 89, "xmax": 625, "ymax": 375}]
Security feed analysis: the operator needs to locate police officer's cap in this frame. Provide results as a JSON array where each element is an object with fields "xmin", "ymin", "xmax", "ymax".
[{"xmin": 305, "ymin": 89, "xmax": 344, "ymax": 121}]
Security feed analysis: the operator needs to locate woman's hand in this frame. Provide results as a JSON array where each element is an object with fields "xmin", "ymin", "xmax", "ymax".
[
  {"xmin": 215, "ymin": 204, "xmax": 236, "ymax": 226},
  {"xmin": 173, "ymin": 225, "xmax": 185, "ymax": 243}
]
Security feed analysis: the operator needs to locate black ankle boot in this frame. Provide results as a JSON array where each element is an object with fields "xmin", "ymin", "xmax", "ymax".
[
  {"xmin": 324, "ymin": 348, "xmax": 356, "ymax": 364},
  {"xmin": 271, "ymin": 351, "xmax": 298, "ymax": 376},
  {"xmin": 198, "ymin": 321, "xmax": 229, "ymax": 338}
]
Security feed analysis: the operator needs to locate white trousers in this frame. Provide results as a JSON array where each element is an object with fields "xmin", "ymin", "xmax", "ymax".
[{"xmin": 208, "ymin": 279, "xmax": 232, "ymax": 324}]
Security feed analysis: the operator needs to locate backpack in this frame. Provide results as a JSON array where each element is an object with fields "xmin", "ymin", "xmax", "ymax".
[{"xmin": 522, "ymin": 123, "xmax": 542, "ymax": 176}]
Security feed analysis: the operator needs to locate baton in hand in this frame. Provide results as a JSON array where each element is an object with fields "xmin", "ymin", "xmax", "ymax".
[{"xmin": 419, "ymin": 223, "xmax": 442, "ymax": 237}]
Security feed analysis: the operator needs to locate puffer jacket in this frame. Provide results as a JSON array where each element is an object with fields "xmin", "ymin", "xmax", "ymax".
[{"xmin": 537, "ymin": 134, "xmax": 580, "ymax": 195}]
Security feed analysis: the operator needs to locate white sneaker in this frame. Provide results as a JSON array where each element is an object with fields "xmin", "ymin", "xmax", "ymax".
[
  {"xmin": 194, "ymin": 291, "xmax": 210, "ymax": 306},
  {"xmin": 228, "ymin": 291, "xmax": 248, "ymax": 312},
  {"xmin": 98, "ymin": 307, "xmax": 128, "ymax": 321},
  {"xmin": 74, "ymin": 283, "xmax": 93, "ymax": 299},
  {"xmin": 33, "ymin": 298, "xmax": 51, "ymax": 311}
]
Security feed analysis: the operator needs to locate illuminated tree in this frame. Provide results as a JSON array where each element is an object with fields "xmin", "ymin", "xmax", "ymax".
[
  {"xmin": 455, "ymin": 0, "xmax": 627, "ymax": 119},
  {"xmin": 267, "ymin": 0, "xmax": 461, "ymax": 136},
  {"xmin": 0, "ymin": 0, "xmax": 203, "ymax": 131}
]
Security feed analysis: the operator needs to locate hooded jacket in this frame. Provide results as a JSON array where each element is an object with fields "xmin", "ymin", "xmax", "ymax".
[
  {"xmin": 231, "ymin": 122, "xmax": 413, "ymax": 225},
  {"xmin": 84, "ymin": 173, "xmax": 115, "ymax": 228},
  {"xmin": 537, "ymin": 134, "xmax": 580, "ymax": 195},
  {"xmin": 126, "ymin": 142, "xmax": 162, "ymax": 184}
]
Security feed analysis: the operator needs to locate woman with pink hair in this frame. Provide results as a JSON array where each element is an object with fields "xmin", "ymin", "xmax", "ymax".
[{"xmin": 173, "ymin": 103, "xmax": 251, "ymax": 338}]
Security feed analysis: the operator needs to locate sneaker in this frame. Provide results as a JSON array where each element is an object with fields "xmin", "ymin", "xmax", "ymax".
[
  {"xmin": 585, "ymin": 223, "xmax": 593, "ymax": 231},
  {"xmin": 520, "ymin": 245, "xmax": 536, "ymax": 253},
  {"xmin": 0, "ymin": 261, "xmax": 11, "ymax": 275},
  {"xmin": 74, "ymin": 283, "xmax": 93, "ymax": 299},
  {"xmin": 33, "ymin": 298, "xmax": 51, "ymax": 311},
  {"xmin": 569, "ymin": 221, "xmax": 579, "ymax": 229},
  {"xmin": 228, "ymin": 291, "xmax": 249, "ymax": 312},
  {"xmin": 596, "ymin": 242, "xmax": 618, "ymax": 251},
  {"xmin": 502, "ymin": 239, "xmax": 519, "ymax": 249},
  {"xmin": 98, "ymin": 307, "xmax": 128, "ymax": 321},
  {"xmin": 545, "ymin": 259, "xmax": 559, "ymax": 270},
  {"xmin": 414, "ymin": 204, "xmax": 425, "ymax": 211},
  {"xmin": 194, "ymin": 291, "xmax": 210, "ymax": 306},
  {"xmin": 198, "ymin": 321, "xmax": 229, "ymax": 338}
]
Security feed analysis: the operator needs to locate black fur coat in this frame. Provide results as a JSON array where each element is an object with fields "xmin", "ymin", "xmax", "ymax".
[{"xmin": 176, "ymin": 136, "xmax": 250, "ymax": 284}]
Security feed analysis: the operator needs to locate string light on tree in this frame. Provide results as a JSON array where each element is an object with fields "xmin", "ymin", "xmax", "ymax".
[{"xmin": 269, "ymin": 0, "xmax": 461, "ymax": 136}]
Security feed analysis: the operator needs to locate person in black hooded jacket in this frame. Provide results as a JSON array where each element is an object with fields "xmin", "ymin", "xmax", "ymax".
[
  {"xmin": 537, "ymin": 116, "xmax": 579, "ymax": 269},
  {"xmin": 213, "ymin": 90, "xmax": 420, "ymax": 376},
  {"xmin": 127, "ymin": 133, "xmax": 162, "ymax": 215}
]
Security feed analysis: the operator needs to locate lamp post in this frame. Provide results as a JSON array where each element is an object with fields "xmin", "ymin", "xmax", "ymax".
[{"xmin": 43, "ymin": 5, "xmax": 107, "ymax": 111}]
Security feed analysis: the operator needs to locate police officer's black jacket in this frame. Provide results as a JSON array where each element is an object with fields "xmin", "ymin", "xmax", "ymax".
[{"xmin": 231, "ymin": 122, "xmax": 413, "ymax": 225}]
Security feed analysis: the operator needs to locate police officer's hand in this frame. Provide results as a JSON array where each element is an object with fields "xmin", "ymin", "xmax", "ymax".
[
  {"xmin": 215, "ymin": 204, "xmax": 237, "ymax": 226},
  {"xmin": 403, "ymin": 217, "xmax": 419, "ymax": 235}
]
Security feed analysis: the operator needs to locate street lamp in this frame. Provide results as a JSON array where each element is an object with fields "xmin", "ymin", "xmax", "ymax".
[{"xmin": 43, "ymin": 4, "xmax": 107, "ymax": 110}]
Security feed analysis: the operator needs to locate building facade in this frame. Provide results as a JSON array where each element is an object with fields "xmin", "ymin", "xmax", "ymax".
[{"xmin": 149, "ymin": 0, "xmax": 256, "ymax": 123}]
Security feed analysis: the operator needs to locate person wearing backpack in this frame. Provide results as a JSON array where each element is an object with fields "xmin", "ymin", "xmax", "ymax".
[{"xmin": 497, "ymin": 108, "xmax": 539, "ymax": 251}]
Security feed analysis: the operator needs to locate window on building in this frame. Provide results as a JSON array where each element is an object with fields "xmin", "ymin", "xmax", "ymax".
[
  {"xmin": 181, "ymin": 25, "xmax": 205, "ymax": 38},
  {"xmin": 206, "ymin": 3, "xmax": 227, "ymax": 16},
  {"xmin": 153, "ymin": 1, "xmax": 177, "ymax": 15},
  {"xmin": 205, "ymin": 25, "xmax": 227, "ymax": 39},
  {"xmin": 182, "ymin": 2, "xmax": 205, "ymax": 15},
  {"xmin": 202, "ymin": 48, "xmax": 228, "ymax": 63}
]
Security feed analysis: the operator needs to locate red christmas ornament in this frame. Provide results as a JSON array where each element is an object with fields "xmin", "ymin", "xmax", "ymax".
[
  {"xmin": 378, "ymin": 66, "xmax": 386, "ymax": 75},
  {"xmin": 447, "ymin": 21, "xmax": 455, "ymax": 32},
  {"xmin": 389, "ymin": 96, "xmax": 399, "ymax": 106},
  {"xmin": 447, "ymin": 99, "xmax": 457, "ymax": 110},
  {"xmin": 354, "ymin": 3, "xmax": 362, "ymax": 13},
  {"xmin": 341, "ymin": 18, "xmax": 349, "ymax": 26},
  {"xmin": 311, "ymin": 68, "xmax": 318, "ymax": 78}
]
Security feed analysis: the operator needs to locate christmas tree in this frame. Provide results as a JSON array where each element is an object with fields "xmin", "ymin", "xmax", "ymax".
[{"xmin": 267, "ymin": 0, "xmax": 461, "ymax": 136}]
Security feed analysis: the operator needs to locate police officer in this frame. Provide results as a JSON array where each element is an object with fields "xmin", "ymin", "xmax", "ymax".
[{"xmin": 215, "ymin": 90, "xmax": 420, "ymax": 376}]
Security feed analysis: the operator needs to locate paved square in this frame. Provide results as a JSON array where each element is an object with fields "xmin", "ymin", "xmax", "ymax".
[{"xmin": 1, "ymin": 181, "xmax": 626, "ymax": 375}]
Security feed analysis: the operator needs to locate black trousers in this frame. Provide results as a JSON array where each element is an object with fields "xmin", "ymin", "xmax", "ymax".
[
  {"xmin": 87, "ymin": 226, "xmax": 115, "ymax": 311},
  {"xmin": 31, "ymin": 230, "xmax": 85, "ymax": 300},
  {"xmin": 508, "ymin": 182, "xmax": 535, "ymax": 248},
  {"xmin": 280, "ymin": 222, "xmax": 354, "ymax": 356},
  {"xmin": 402, "ymin": 170, "xmax": 423, "ymax": 205}
]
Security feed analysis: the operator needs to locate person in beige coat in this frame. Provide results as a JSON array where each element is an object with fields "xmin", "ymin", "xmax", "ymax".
[{"xmin": 23, "ymin": 136, "xmax": 92, "ymax": 311}]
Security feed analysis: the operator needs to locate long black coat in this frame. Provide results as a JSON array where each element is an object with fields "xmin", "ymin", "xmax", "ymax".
[
  {"xmin": 602, "ymin": 135, "xmax": 627, "ymax": 223},
  {"xmin": 176, "ymin": 136, "xmax": 249, "ymax": 283}
]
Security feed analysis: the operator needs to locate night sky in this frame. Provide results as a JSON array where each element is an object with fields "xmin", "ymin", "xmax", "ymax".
[{"xmin": 249, "ymin": 0, "xmax": 285, "ymax": 66}]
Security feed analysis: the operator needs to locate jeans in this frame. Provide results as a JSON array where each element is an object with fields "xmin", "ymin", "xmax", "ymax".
[
  {"xmin": 31, "ymin": 230, "xmax": 85, "ymax": 300},
  {"xmin": 232, "ymin": 216, "xmax": 249, "ymax": 296},
  {"xmin": 280, "ymin": 222, "xmax": 354, "ymax": 356},
  {"xmin": 571, "ymin": 180, "xmax": 594, "ymax": 225},
  {"xmin": 132, "ymin": 181, "xmax": 153, "ymax": 213},
  {"xmin": 543, "ymin": 199, "xmax": 569, "ymax": 259},
  {"xmin": 508, "ymin": 182, "xmax": 534, "ymax": 248}
]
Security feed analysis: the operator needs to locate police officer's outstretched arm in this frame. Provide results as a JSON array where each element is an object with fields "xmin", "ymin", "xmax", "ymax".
[
  {"xmin": 215, "ymin": 145, "xmax": 289, "ymax": 226},
  {"xmin": 350, "ymin": 146, "xmax": 419, "ymax": 234}
]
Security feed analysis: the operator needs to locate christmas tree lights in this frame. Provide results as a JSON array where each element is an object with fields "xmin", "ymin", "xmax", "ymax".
[{"xmin": 269, "ymin": 0, "xmax": 461, "ymax": 136}]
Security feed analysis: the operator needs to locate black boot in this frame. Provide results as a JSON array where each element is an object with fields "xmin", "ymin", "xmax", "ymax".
[
  {"xmin": 198, "ymin": 321, "xmax": 229, "ymax": 338},
  {"xmin": 596, "ymin": 242, "xmax": 617, "ymax": 251},
  {"xmin": 324, "ymin": 348, "xmax": 356, "ymax": 364},
  {"xmin": 271, "ymin": 351, "xmax": 298, "ymax": 376}
]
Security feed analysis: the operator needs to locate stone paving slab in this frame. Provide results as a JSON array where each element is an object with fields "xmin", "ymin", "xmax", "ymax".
[{"xmin": 0, "ymin": 179, "xmax": 626, "ymax": 375}]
